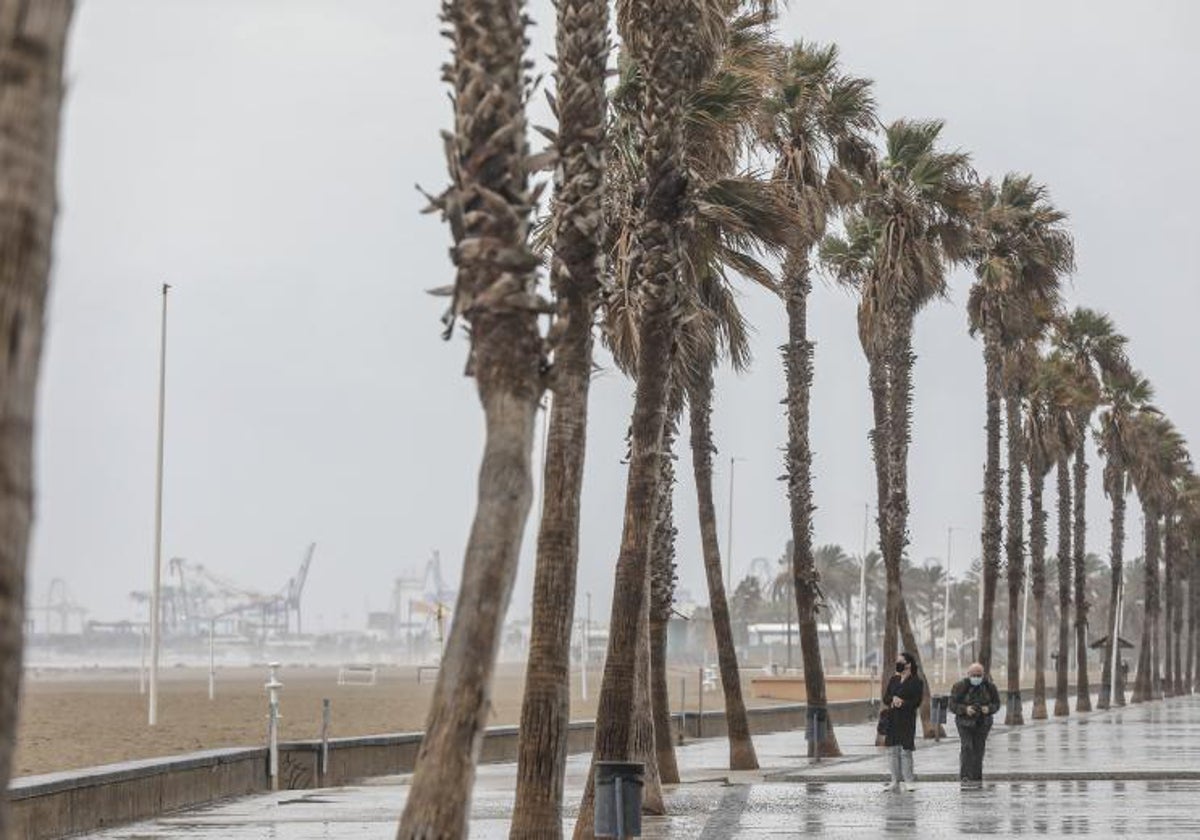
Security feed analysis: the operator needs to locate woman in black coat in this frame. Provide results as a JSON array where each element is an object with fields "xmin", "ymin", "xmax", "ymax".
[{"xmin": 882, "ymin": 651, "xmax": 924, "ymax": 791}]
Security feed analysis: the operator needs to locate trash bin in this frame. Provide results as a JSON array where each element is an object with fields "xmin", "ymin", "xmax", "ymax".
[
  {"xmin": 931, "ymin": 694, "xmax": 949, "ymax": 726},
  {"xmin": 594, "ymin": 761, "xmax": 643, "ymax": 838}
]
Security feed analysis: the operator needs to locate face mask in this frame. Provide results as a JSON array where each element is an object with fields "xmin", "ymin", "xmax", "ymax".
[
  {"xmin": 969, "ymin": 676, "xmax": 983, "ymax": 686},
  {"xmin": 896, "ymin": 663, "xmax": 906, "ymax": 673}
]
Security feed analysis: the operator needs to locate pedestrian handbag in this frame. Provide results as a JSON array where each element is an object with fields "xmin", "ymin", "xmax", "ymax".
[{"xmin": 875, "ymin": 706, "xmax": 891, "ymax": 746}]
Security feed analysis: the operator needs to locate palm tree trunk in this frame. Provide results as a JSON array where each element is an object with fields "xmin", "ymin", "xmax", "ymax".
[
  {"xmin": 979, "ymin": 334, "xmax": 1004, "ymax": 672},
  {"xmin": 1151, "ymin": 518, "xmax": 1164, "ymax": 701},
  {"xmin": 575, "ymin": 0, "xmax": 702, "ymax": 831},
  {"xmin": 1170, "ymin": 519, "xmax": 1185, "ymax": 696},
  {"xmin": 1133, "ymin": 509, "xmax": 1160, "ymax": 703},
  {"xmin": 1188, "ymin": 548, "xmax": 1198, "ymax": 693},
  {"xmin": 1098, "ymin": 468, "xmax": 1126, "ymax": 710},
  {"xmin": 1004, "ymin": 390, "xmax": 1026, "ymax": 725},
  {"xmin": 1072, "ymin": 434, "xmax": 1092, "ymax": 711},
  {"xmin": 1054, "ymin": 457, "xmax": 1072, "ymax": 716},
  {"xmin": 631, "ymin": 566, "xmax": 665, "ymax": 815},
  {"xmin": 1028, "ymin": 452, "xmax": 1048, "ymax": 719},
  {"xmin": 399, "ymin": 0, "xmax": 548, "ymax": 832},
  {"xmin": 887, "ymin": 317, "xmax": 938, "ymax": 738},
  {"xmin": 510, "ymin": 2, "xmax": 609, "ymax": 830},
  {"xmin": 649, "ymin": 404, "xmax": 681, "ymax": 785},
  {"xmin": 866, "ymin": 342, "xmax": 895, "ymax": 691},
  {"xmin": 0, "ymin": 5, "xmax": 74, "ymax": 834},
  {"xmin": 688, "ymin": 369, "xmax": 759, "ymax": 769},
  {"xmin": 783, "ymin": 248, "xmax": 840, "ymax": 757},
  {"xmin": 1163, "ymin": 515, "xmax": 1177, "ymax": 696}
]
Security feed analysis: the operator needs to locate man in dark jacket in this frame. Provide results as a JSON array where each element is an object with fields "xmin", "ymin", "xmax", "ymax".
[{"xmin": 949, "ymin": 662, "xmax": 1002, "ymax": 786}]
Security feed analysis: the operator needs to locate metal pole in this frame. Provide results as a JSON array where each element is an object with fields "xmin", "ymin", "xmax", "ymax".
[
  {"xmin": 725, "ymin": 457, "xmax": 737, "ymax": 593},
  {"xmin": 859, "ymin": 503, "xmax": 869, "ymax": 674},
  {"xmin": 320, "ymin": 698, "xmax": 331, "ymax": 783},
  {"xmin": 266, "ymin": 662, "xmax": 282, "ymax": 791},
  {"xmin": 208, "ymin": 618, "xmax": 215, "ymax": 701},
  {"xmin": 582, "ymin": 592, "xmax": 591, "ymax": 702},
  {"xmin": 148, "ymin": 283, "xmax": 170, "ymax": 726},
  {"xmin": 941, "ymin": 527, "xmax": 955, "ymax": 687},
  {"xmin": 697, "ymin": 667, "xmax": 704, "ymax": 738}
]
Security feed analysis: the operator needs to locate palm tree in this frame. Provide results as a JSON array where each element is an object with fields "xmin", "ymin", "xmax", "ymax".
[
  {"xmin": 1128, "ymin": 412, "xmax": 1188, "ymax": 702},
  {"xmin": 580, "ymin": 6, "xmax": 780, "ymax": 826},
  {"xmin": 762, "ymin": 39, "xmax": 875, "ymax": 758},
  {"xmin": 1025, "ymin": 353, "xmax": 1073, "ymax": 719},
  {"xmin": 966, "ymin": 173, "xmax": 1074, "ymax": 683},
  {"xmin": 0, "ymin": 5, "xmax": 75, "ymax": 834},
  {"xmin": 511, "ymin": 0, "xmax": 610, "ymax": 832},
  {"xmin": 575, "ymin": 0, "xmax": 729, "ymax": 827},
  {"xmin": 1095, "ymin": 371, "xmax": 1153, "ymax": 709},
  {"xmin": 672, "ymin": 9, "xmax": 797, "ymax": 773},
  {"xmin": 400, "ymin": 0, "xmax": 550, "ymax": 832},
  {"xmin": 1001, "ymin": 343, "xmax": 1035, "ymax": 723},
  {"xmin": 822, "ymin": 119, "xmax": 974, "ymax": 699},
  {"xmin": 1053, "ymin": 308, "xmax": 1130, "ymax": 713},
  {"xmin": 1046, "ymin": 358, "xmax": 1086, "ymax": 716}
]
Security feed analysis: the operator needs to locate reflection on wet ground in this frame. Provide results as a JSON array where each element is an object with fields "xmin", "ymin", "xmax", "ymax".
[{"xmin": 91, "ymin": 694, "xmax": 1200, "ymax": 838}]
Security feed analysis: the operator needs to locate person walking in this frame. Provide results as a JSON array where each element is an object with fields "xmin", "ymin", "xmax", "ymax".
[
  {"xmin": 882, "ymin": 651, "xmax": 924, "ymax": 792},
  {"xmin": 949, "ymin": 662, "xmax": 1001, "ymax": 787}
]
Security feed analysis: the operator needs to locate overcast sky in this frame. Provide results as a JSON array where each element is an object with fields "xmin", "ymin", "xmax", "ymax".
[{"xmin": 29, "ymin": 1, "xmax": 1199, "ymax": 634}]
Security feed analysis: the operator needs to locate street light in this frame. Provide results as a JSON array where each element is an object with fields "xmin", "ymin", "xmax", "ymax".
[
  {"xmin": 857, "ymin": 503, "xmax": 875, "ymax": 675},
  {"xmin": 148, "ymin": 283, "xmax": 170, "ymax": 727},
  {"xmin": 941, "ymin": 526, "xmax": 964, "ymax": 687}
]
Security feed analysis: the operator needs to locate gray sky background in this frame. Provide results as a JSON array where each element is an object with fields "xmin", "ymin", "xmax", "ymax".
[{"xmin": 30, "ymin": 1, "xmax": 1199, "ymax": 633}]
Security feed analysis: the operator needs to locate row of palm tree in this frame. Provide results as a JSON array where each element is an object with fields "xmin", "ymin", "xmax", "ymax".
[{"xmin": 401, "ymin": 0, "xmax": 1199, "ymax": 836}]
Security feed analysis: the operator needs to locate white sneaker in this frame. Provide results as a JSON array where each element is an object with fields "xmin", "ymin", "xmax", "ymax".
[
  {"xmin": 882, "ymin": 780, "xmax": 899, "ymax": 791},
  {"xmin": 902, "ymin": 782, "xmax": 917, "ymax": 792}
]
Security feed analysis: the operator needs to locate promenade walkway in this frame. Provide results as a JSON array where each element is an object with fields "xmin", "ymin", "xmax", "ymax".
[{"xmin": 89, "ymin": 694, "xmax": 1200, "ymax": 838}]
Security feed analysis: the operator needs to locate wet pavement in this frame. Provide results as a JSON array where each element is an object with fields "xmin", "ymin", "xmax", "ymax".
[{"xmin": 90, "ymin": 694, "xmax": 1200, "ymax": 838}]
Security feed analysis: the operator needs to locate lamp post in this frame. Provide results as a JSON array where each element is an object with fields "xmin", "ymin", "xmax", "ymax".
[
  {"xmin": 941, "ymin": 526, "xmax": 963, "ymax": 687},
  {"xmin": 857, "ymin": 503, "xmax": 874, "ymax": 675},
  {"xmin": 148, "ymin": 283, "xmax": 170, "ymax": 726}
]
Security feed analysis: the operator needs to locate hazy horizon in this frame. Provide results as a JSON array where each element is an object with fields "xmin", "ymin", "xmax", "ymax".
[{"xmin": 27, "ymin": 1, "xmax": 1198, "ymax": 636}]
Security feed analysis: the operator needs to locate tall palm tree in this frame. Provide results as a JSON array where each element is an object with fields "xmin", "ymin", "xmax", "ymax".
[
  {"xmin": 1046, "ymin": 358, "xmax": 1085, "ymax": 716},
  {"xmin": 1053, "ymin": 308, "xmax": 1130, "ymax": 713},
  {"xmin": 966, "ymin": 173, "xmax": 1073, "ymax": 680},
  {"xmin": 761, "ymin": 39, "xmax": 875, "ymax": 758},
  {"xmin": 0, "ymin": 4, "xmax": 75, "ymax": 834},
  {"xmin": 672, "ymin": 9, "xmax": 796, "ymax": 773},
  {"xmin": 1128, "ymin": 412, "xmax": 1188, "ymax": 703},
  {"xmin": 580, "ymin": 6, "xmax": 779, "ymax": 827},
  {"xmin": 403, "ymin": 0, "xmax": 548, "ymax": 833},
  {"xmin": 511, "ymin": 0, "xmax": 610, "ymax": 832},
  {"xmin": 576, "ymin": 0, "xmax": 729, "ymax": 830},
  {"xmin": 822, "ymin": 119, "xmax": 974, "ymax": 698},
  {"xmin": 1095, "ymin": 371, "xmax": 1154, "ymax": 709},
  {"xmin": 1025, "ymin": 354, "xmax": 1064, "ymax": 719}
]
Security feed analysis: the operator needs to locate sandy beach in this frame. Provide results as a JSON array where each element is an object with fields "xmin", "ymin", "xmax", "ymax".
[{"xmin": 14, "ymin": 662, "xmax": 781, "ymax": 777}]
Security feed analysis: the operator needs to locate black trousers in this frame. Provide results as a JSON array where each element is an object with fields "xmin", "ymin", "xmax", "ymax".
[{"xmin": 956, "ymin": 720, "xmax": 991, "ymax": 781}]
